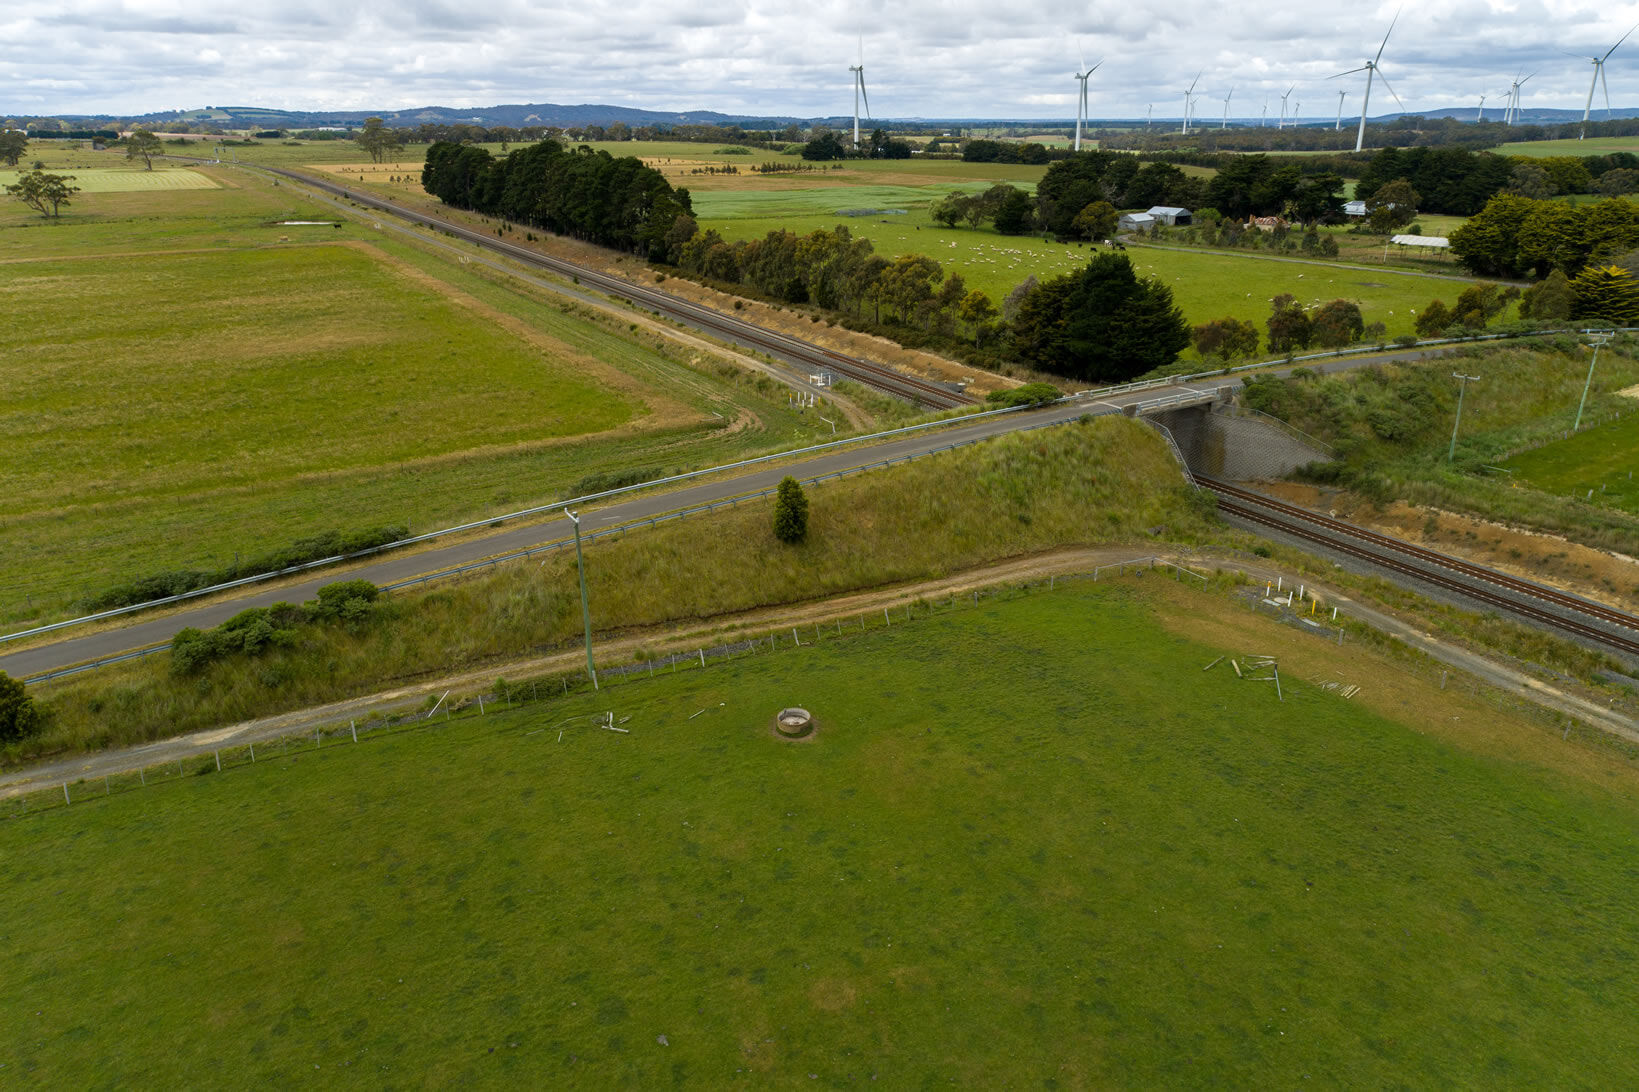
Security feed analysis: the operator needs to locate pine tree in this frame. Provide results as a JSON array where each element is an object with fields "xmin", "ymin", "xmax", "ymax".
[
  {"xmin": 773, "ymin": 477, "xmax": 809, "ymax": 544},
  {"xmin": 1570, "ymin": 265, "xmax": 1639, "ymax": 325}
]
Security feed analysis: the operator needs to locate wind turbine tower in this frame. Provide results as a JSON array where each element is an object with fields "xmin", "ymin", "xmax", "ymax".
[
  {"xmin": 1334, "ymin": 89, "xmax": 1348, "ymax": 129},
  {"xmin": 1260, "ymin": 99, "xmax": 1268, "ymax": 127},
  {"xmin": 1572, "ymin": 24, "xmax": 1638, "ymax": 140},
  {"xmin": 1475, "ymin": 93, "xmax": 1486, "ymax": 122},
  {"xmin": 1278, "ymin": 85, "xmax": 1294, "ymax": 129},
  {"xmin": 1330, "ymin": 9, "xmax": 1406, "ymax": 153},
  {"xmin": 1182, "ymin": 71, "xmax": 1202, "ymax": 135},
  {"xmin": 1221, "ymin": 88, "xmax": 1234, "ymax": 129},
  {"xmin": 1073, "ymin": 52, "xmax": 1102, "ymax": 152},
  {"xmin": 849, "ymin": 41, "xmax": 871, "ymax": 150}
]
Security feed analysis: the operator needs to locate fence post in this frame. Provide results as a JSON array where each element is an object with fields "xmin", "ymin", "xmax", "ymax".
[
  {"xmin": 215, "ymin": 751, "xmax": 221, "ymax": 773},
  {"xmin": 351, "ymin": 721, "xmax": 358, "ymax": 742},
  {"xmin": 63, "ymin": 783, "xmax": 70, "ymax": 805},
  {"xmin": 699, "ymin": 649, "xmax": 705, "ymax": 668},
  {"xmin": 884, "ymin": 608, "xmax": 890, "ymax": 626},
  {"xmin": 249, "ymin": 743, "xmax": 255, "ymax": 763},
  {"xmin": 793, "ymin": 627, "xmax": 800, "ymax": 646},
  {"xmin": 478, "ymin": 696, "xmax": 485, "ymax": 715}
]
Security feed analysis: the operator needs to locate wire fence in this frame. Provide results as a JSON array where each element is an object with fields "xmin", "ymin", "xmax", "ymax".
[{"xmin": 6, "ymin": 551, "xmax": 1622, "ymax": 823}]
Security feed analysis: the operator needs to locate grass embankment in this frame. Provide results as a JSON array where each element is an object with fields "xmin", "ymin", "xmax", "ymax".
[
  {"xmin": 5, "ymin": 582, "xmax": 1639, "ymax": 1085},
  {"xmin": 1245, "ymin": 339, "xmax": 1639, "ymax": 554},
  {"xmin": 0, "ymin": 165, "xmax": 827, "ymax": 626},
  {"xmin": 17, "ymin": 418, "xmax": 1210, "ymax": 758}
]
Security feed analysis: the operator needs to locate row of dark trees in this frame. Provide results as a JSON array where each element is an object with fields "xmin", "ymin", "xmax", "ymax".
[
  {"xmin": 421, "ymin": 139, "xmax": 692, "ymax": 259},
  {"xmin": 1450, "ymin": 194, "xmax": 1639, "ymax": 278}
]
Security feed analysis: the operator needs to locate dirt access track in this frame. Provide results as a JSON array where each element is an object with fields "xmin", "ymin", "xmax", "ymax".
[{"xmin": 4, "ymin": 546, "xmax": 1633, "ymax": 800}]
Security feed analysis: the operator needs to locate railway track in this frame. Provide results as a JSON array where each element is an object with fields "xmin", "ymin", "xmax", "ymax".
[
  {"xmin": 1204, "ymin": 477, "xmax": 1639, "ymax": 662},
  {"xmin": 264, "ymin": 167, "xmax": 973, "ymax": 411}
]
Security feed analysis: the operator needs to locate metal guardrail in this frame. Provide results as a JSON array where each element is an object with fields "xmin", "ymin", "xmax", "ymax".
[
  {"xmin": 23, "ymin": 408, "xmax": 1124, "ymax": 682},
  {"xmin": 1, "ymin": 402, "xmax": 1041, "ymax": 648}
]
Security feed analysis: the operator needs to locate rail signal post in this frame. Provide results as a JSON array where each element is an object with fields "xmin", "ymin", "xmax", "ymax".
[
  {"xmin": 1449, "ymin": 372, "xmax": 1481, "ymax": 462},
  {"xmin": 1574, "ymin": 329, "xmax": 1615, "ymax": 433},
  {"xmin": 565, "ymin": 508, "xmax": 598, "ymax": 690}
]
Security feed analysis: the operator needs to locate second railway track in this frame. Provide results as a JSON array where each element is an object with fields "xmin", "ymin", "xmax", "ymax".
[
  {"xmin": 266, "ymin": 167, "xmax": 974, "ymax": 411},
  {"xmin": 1205, "ymin": 477, "xmax": 1639, "ymax": 662}
]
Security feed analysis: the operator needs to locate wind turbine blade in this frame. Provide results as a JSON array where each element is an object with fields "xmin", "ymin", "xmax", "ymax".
[
  {"xmin": 1090, "ymin": 59, "xmax": 1103, "ymax": 74},
  {"xmin": 1604, "ymin": 22, "xmax": 1638, "ymax": 62},
  {"xmin": 1330, "ymin": 67, "xmax": 1368, "ymax": 79},
  {"xmin": 1603, "ymin": 65, "xmax": 1612, "ymax": 112},
  {"xmin": 860, "ymin": 78, "xmax": 871, "ymax": 120},
  {"xmin": 1561, "ymin": 50, "xmax": 1593, "ymax": 61},
  {"xmin": 1374, "ymin": 7, "xmax": 1400, "ymax": 65},
  {"xmin": 1079, "ymin": 39, "xmax": 1086, "ymax": 73},
  {"xmin": 1377, "ymin": 73, "xmax": 1406, "ymax": 112}
]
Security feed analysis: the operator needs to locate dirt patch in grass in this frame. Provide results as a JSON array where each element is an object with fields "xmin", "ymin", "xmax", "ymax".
[
  {"xmin": 1255, "ymin": 480, "xmax": 1639, "ymax": 611},
  {"xmin": 1616, "ymin": 383, "xmax": 1639, "ymax": 401}
]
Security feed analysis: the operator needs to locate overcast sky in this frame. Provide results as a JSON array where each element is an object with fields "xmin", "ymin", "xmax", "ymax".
[{"xmin": 6, "ymin": 1, "xmax": 1638, "ymax": 121}]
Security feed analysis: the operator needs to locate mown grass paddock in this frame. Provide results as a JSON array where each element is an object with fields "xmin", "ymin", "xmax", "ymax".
[
  {"xmin": 4, "ymin": 579, "xmax": 1637, "ymax": 1086},
  {"xmin": 0, "ymin": 162, "xmax": 822, "ymax": 626},
  {"xmin": 1503, "ymin": 408, "xmax": 1639, "ymax": 513},
  {"xmin": 0, "ymin": 167, "xmax": 218, "ymax": 193}
]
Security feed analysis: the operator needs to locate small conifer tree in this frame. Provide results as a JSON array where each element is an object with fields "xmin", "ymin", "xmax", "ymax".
[{"xmin": 773, "ymin": 476, "xmax": 809, "ymax": 544}]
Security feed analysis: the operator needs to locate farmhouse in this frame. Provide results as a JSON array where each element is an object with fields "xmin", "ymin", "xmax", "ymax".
[
  {"xmin": 1146, "ymin": 205, "xmax": 1192, "ymax": 226},
  {"xmin": 1343, "ymin": 199, "xmax": 1368, "ymax": 217}
]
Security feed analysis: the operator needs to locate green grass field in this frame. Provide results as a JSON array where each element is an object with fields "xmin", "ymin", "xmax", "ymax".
[
  {"xmin": 1503, "ymin": 407, "xmax": 1639, "ymax": 512},
  {"xmin": 0, "ymin": 160, "xmax": 822, "ymax": 626},
  {"xmin": 0, "ymin": 167, "xmax": 218, "ymax": 193},
  {"xmin": 1493, "ymin": 136, "xmax": 1639, "ymax": 158},
  {"xmin": 6, "ymin": 582, "xmax": 1638, "ymax": 1085}
]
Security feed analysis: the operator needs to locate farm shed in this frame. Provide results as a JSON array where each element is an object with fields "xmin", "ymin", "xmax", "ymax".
[
  {"xmin": 1146, "ymin": 206, "xmax": 1192, "ymax": 226},
  {"xmin": 1119, "ymin": 212, "xmax": 1157, "ymax": 233}
]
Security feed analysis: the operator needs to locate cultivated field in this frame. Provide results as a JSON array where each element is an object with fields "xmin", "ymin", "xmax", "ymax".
[
  {"xmin": 5, "ymin": 580, "xmax": 1637, "ymax": 1085},
  {"xmin": 0, "ymin": 159, "xmax": 820, "ymax": 626}
]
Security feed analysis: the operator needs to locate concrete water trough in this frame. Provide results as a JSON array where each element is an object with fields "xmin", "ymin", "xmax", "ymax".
[{"xmin": 774, "ymin": 707, "xmax": 814, "ymax": 738}]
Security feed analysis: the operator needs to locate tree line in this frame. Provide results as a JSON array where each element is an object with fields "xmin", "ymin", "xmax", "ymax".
[{"xmin": 421, "ymin": 139, "xmax": 692, "ymax": 258}]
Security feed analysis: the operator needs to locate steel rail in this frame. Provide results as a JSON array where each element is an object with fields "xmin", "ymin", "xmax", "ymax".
[
  {"xmin": 262, "ymin": 166, "xmax": 972, "ymax": 410},
  {"xmin": 1204, "ymin": 478, "xmax": 1639, "ymax": 659}
]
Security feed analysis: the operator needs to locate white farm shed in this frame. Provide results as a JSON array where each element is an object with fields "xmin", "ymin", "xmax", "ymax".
[
  {"xmin": 1119, "ymin": 212, "xmax": 1157, "ymax": 233},
  {"xmin": 1146, "ymin": 206, "xmax": 1192, "ymax": 226}
]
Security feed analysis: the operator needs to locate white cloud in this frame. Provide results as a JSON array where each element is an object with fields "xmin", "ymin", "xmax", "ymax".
[{"xmin": 2, "ymin": 0, "xmax": 1637, "ymax": 119}]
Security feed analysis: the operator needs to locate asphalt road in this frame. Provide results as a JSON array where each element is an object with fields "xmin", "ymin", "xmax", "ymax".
[{"xmin": 0, "ymin": 398, "xmax": 1125, "ymax": 680}]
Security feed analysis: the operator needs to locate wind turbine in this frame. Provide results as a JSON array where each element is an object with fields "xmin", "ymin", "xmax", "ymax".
[
  {"xmin": 1182, "ymin": 71, "xmax": 1202, "ymax": 135},
  {"xmin": 1221, "ymin": 87, "xmax": 1234, "ymax": 129},
  {"xmin": 1260, "ymin": 99, "xmax": 1268, "ymax": 127},
  {"xmin": 1569, "ymin": 23, "xmax": 1638, "ymax": 140},
  {"xmin": 1335, "ymin": 89, "xmax": 1348, "ymax": 129},
  {"xmin": 1278, "ymin": 85, "xmax": 1295, "ymax": 129},
  {"xmin": 1146, "ymin": 103, "xmax": 1153, "ymax": 130},
  {"xmin": 1475, "ymin": 93, "xmax": 1486, "ymax": 122},
  {"xmin": 1329, "ymin": 9, "xmax": 1406, "ymax": 153},
  {"xmin": 1073, "ymin": 48, "xmax": 1103, "ymax": 152},
  {"xmin": 849, "ymin": 40, "xmax": 871, "ymax": 150},
  {"xmin": 1503, "ymin": 71, "xmax": 1534, "ymax": 125}
]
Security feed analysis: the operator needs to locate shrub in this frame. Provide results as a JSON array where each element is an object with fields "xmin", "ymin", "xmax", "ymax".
[
  {"xmin": 986, "ymin": 382, "xmax": 1062, "ymax": 408},
  {"xmin": 0, "ymin": 672, "xmax": 43, "ymax": 744}
]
